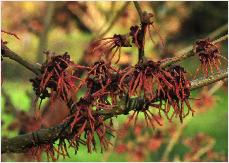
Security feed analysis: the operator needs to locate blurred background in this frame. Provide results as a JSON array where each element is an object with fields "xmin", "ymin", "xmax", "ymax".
[{"xmin": 1, "ymin": 1, "xmax": 228, "ymax": 162}]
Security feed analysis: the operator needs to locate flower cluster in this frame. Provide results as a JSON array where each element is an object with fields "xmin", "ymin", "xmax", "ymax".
[
  {"xmin": 183, "ymin": 133, "xmax": 226, "ymax": 161},
  {"xmin": 29, "ymin": 143, "xmax": 56, "ymax": 161},
  {"xmin": 29, "ymin": 53, "xmax": 121, "ymax": 155},
  {"xmin": 120, "ymin": 60, "xmax": 173, "ymax": 100},
  {"xmin": 129, "ymin": 11, "xmax": 164, "ymax": 49},
  {"xmin": 30, "ymin": 52, "xmax": 88, "ymax": 108},
  {"xmin": 157, "ymin": 65, "xmax": 194, "ymax": 122},
  {"xmin": 119, "ymin": 60, "xmax": 193, "ymax": 124},
  {"xmin": 1, "ymin": 30, "xmax": 20, "ymax": 61},
  {"xmin": 86, "ymin": 60, "xmax": 123, "ymax": 105},
  {"xmin": 29, "ymin": 139, "xmax": 71, "ymax": 161},
  {"xmin": 27, "ymin": 8, "xmax": 229, "ymax": 162},
  {"xmin": 89, "ymin": 34, "xmax": 132, "ymax": 63},
  {"xmin": 194, "ymin": 38, "xmax": 221, "ymax": 77},
  {"xmin": 66, "ymin": 96, "xmax": 113, "ymax": 153},
  {"xmin": 67, "ymin": 60, "xmax": 130, "ymax": 153},
  {"xmin": 119, "ymin": 60, "xmax": 193, "ymax": 125}
]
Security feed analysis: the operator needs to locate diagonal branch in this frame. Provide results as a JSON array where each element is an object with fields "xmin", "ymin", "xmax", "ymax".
[
  {"xmin": 208, "ymin": 23, "xmax": 228, "ymax": 39},
  {"xmin": 2, "ymin": 69, "xmax": 227, "ymax": 154},
  {"xmin": 98, "ymin": 2, "xmax": 130, "ymax": 38},
  {"xmin": 2, "ymin": 123, "xmax": 66, "ymax": 153},
  {"xmin": 190, "ymin": 69, "xmax": 228, "ymax": 90},
  {"xmin": 2, "ymin": 44, "xmax": 41, "ymax": 75},
  {"xmin": 161, "ymin": 34, "xmax": 228, "ymax": 68}
]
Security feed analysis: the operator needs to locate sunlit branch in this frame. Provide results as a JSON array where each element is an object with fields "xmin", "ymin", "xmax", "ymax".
[{"xmin": 160, "ymin": 34, "xmax": 228, "ymax": 68}]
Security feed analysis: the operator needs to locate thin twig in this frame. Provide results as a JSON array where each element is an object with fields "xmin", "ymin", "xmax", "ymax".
[
  {"xmin": 161, "ymin": 24, "xmax": 228, "ymax": 67},
  {"xmin": 133, "ymin": 1, "xmax": 146, "ymax": 63},
  {"xmin": 213, "ymin": 34, "xmax": 228, "ymax": 44},
  {"xmin": 190, "ymin": 69, "xmax": 228, "ymax": 90},
  {"xmin": 184, "ymin": 139, "xmax": 215, "ymax": 162},
  {"xmin": 98, "ymin": 2, "xmax": 130, "ymax": 38},
  {"xmin": 208, "ymin": 23, "xmax": 228, "ymax": 39},
  {"xmin": 36, "ymin": 2, "xmax": 55, "ymax": 63},
  {"xmin": 133, "ymin": 1, "xmax": 143, "ymax": 22},
  {"xmin": 161, "ymin": 116, "xmax": 191, "ymax": 161},
  {"xmin": 74, "ymin": 2, "xmax": 130, "ymax": 78},
  {"xmin": 160, "ymin": 34, "xmax": 228, "ymax": 68}
]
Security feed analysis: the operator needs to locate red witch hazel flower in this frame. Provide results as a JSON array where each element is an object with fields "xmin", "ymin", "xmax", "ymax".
[
  {"xmin": 61, "ymin": 61, "xmax": 121, "ymax": 154},
  {"xmin": 89, "ymin": 34, "xmax": 132, "ymax": 63},
  {"xmin": 29, "ymin": 143, "xmax": 56, "ymax": 161},
  {"xmin": 30, "ymin": 52, "xmax": 88, "ymax": 110},
  {"xmin": 194, "ymin": 38, "xmax": 225, "ymax": 77},
  {"xmin": 118, "ymin": 60, "xmax": 180, "ymax": 128},
  {"xmin": 28, "ymin": 132, "xmax": 73, "ymax": 161},
  {"xmin": 86, "ymin": 60, "xmax": 123, "ymax": 107},
  {"xmin": 66, "ymin": 96, "xmax": 113, "ymax": 153},
  {"xmin": 129, "ymin": 11, "xmax": 165, "ymax": 49},
  {"xmin": 157, "ymin": 65, "xmax": 194, "ymax": 123},
  {"xmin": 120, "ymin": 60, "xmax": 174, "ymax": 101}
]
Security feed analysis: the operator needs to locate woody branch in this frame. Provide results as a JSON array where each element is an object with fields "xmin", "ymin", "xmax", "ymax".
[
  {"xmin": 134, "ymin": 1, "xmax": 146, "ymax": 63},
  {"xmin": 1, "ymin": 68, "xmax": 228, "ymax": 153}
]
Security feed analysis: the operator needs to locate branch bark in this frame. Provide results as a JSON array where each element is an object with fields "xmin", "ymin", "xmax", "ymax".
[
  {"xmin": 133, "ymin": 1, "xmax": 146, "ymax": 63},
  {"xmin": 2, "ymin": 123, "xmax": 66, "ymax": 153},
  {"xmin": 190, "ymin": 69, "xmax": 227, "ymax": 90},
  {"xmin": 2, "ymin": 44, "xmax": 41, "ymax": 75}
]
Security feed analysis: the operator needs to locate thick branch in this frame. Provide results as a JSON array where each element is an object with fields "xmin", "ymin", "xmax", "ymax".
[
  {"xmin": 2, "ymin": 44, "xmax": 41, "ymax": 75},
  {"xmin": 2, "ymin": 69, "xmax": 227, "ymax": 154},
  {"xmin": 2, "ymin": 123, "xmax": 66, "ymax": 153}
]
